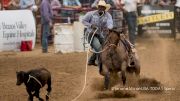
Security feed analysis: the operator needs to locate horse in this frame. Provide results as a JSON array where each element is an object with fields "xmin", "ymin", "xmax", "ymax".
[
  {"xmin": 99, "ymin": 30, "xmax": 140, "ymax": 90},
  {"xmin": 16, "ymin": 68, "xmax": 52, "ymax": 101}
]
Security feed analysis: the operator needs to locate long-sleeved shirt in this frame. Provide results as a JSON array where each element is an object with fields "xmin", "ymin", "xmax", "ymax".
[
  {"xmin": 19, "ymin": 0, "xmax": 35, "ymax": 9},
  {"xmin": 40, "ymin": 0, "xmax": 53, "ymax": 24},
  {"xmin": 51, "ymin": 0, "xmax": 61, "ymax": 16},
  {"xmin": 82, "ymin": 10, "xmax": 113, "ymax": 36},
  {"xmin": 121, "ymin": 0, "xmax": 140, "ymax": 12}
]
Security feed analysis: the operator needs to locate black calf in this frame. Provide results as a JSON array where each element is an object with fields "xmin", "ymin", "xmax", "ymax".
[{"xmin": 16, "ymin": 68, "xmax": 52, "ymax": 101}]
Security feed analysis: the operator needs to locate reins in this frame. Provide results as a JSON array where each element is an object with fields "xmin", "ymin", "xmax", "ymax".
[{"xmin": 89, "ymin": 44, "xmax": 117, "ymax": 53}]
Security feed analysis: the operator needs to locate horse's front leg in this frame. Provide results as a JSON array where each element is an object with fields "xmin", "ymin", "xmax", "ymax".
[
  {"xmin": 104, "ymin": 71, "xmax": 110, "ymax": 90},
  {"xmin": 100, "ymin": 64, "xmax": 110, "ymax": 90},
  {"xmin": 121, "ymin": 61, "xmax": 127, "ymax": 86},
  {"xmin": 26, "ymin": 88, "xmax": 33, "ymax": 101}
]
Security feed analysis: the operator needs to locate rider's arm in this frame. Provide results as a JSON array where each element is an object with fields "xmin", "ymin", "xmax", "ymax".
[
  {"xmin": 82, "ymin": 11, "xmax": 93, "ymax": 28},
  {"xmin": 106, "ymin": 13, "xmax": 113, "ymax": 29}
]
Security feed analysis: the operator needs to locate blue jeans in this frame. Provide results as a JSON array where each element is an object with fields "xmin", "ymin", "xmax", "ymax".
[
  {"xmin": 124, "ymin": 12, "xmax": 137, "ymax": 45},
  {"xmin": 86, "ymin": 31, "xmax": 104, "ymax": 63},
  {"xmin": 42, "ymin": 24, "xmax": 50, "ymax": 51}
]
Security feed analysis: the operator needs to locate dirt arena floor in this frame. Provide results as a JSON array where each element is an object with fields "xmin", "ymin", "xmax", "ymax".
[{"xmin": 0, "ymin": 34, "xmax": 180, "ymax": 101}]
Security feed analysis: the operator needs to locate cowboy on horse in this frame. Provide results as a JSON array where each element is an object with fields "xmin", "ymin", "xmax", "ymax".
[{"xmin": 82, "ymin": 0, "xmax": 135, "ymax": 68}]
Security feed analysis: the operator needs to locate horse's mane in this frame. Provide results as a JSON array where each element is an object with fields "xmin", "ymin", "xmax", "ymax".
[{"xmin": 103, "ymin": 29, "xmax": 122, "ymax": 47}]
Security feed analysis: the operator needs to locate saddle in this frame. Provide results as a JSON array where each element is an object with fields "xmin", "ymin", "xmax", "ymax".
[{"xmin": 120, "ymin": 38, "xmax": 136, "ymax": 67}]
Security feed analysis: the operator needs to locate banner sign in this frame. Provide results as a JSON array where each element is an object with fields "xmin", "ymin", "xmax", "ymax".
[
  {"xmin": 138, "ymin": 5, "xmax": 175, "ymax": 35},
  {"xmin": 0, "ymin": 10, "xmax": 36, "ymax": 51},
  {"xmin": 138, "ymin": 12, "xmax": 174, "ymax": 25}
]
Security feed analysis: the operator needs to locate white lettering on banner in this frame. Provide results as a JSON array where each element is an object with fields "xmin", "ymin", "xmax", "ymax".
[{"xmin": 0, "ymin": 10, "xmax": 36, "ymax": 51}]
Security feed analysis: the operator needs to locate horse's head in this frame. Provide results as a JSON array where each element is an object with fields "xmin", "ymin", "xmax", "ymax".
[
  {"xmin": 16, "ymin": 71, "xmax": 26, "ymax": 85},
  {"xmin": 105, "ymin": 30, "xmax": 121, "ymax": 45}
]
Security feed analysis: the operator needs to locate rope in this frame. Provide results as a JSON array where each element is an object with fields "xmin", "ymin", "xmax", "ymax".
[
  {"xmin": 89, "ymin": 44, "xmax": 116, "ymax": 54},
  {"xmin": 71, "ymin": 27, "xmax": 98, "ymax": 101},
  {"xmin": 27, "ymin": 75, "xmax": 43, "ymax": 88}
]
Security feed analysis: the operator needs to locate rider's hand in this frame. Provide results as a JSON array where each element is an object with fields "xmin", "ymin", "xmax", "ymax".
[{"xmin": 91, "ymin": 24, "xmax": 97, "ymax": 29}]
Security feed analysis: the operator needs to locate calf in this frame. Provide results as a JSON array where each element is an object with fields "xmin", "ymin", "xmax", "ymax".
[{"xmin": 16, "ymin": 68, "xmax": 52, "ymax": 101}]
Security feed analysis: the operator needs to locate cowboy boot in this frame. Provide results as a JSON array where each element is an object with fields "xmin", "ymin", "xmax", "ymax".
[{"xmin": 88, "ymin": 53, "xmax": 98, "ymax": 66}]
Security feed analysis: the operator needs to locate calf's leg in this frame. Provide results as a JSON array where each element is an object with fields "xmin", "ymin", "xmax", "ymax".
[
  {"xmin": 46, "ymin": 77, "xmax": 52, "ymax": 100},
  {"xmin": 26, "ymin": 88, "xmax": 33, "ymax": 101},
  {"xmin": 34, "ymin": 89, "xmax": 44, "ymax": 101}
]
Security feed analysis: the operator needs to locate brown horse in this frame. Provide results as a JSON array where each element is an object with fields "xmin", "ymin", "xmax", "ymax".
[{"xmin": 99, "ymin": 30, "xmax": 140, "ymax": 89}]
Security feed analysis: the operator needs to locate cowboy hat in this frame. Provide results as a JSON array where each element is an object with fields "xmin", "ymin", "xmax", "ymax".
[{"xmin": 96, "ymin": 0, "xmax": 111, "ymax": 11}]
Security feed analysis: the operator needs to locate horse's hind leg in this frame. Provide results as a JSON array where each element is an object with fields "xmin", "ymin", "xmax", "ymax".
[
  {"xmin": 46, "ymin": 77, "xmax": 52, "ymax": 100},
  {"xmin": 121, "ymin": 61, "xmax": 127, "ymax": 86},
  {"xmin": 135, "ymin": 61, "xmax": 140, "ymax": 77}
]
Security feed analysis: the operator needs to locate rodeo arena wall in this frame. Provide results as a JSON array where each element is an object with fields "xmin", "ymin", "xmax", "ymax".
[{"xmin": 0, "ymin": 1, "xmax": 179, "ymax": 53}]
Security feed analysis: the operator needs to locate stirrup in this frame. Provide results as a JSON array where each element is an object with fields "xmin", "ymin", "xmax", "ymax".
[{"xmin": 128, "ymin": 54, "xmax": 135, "ymax": 67}]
